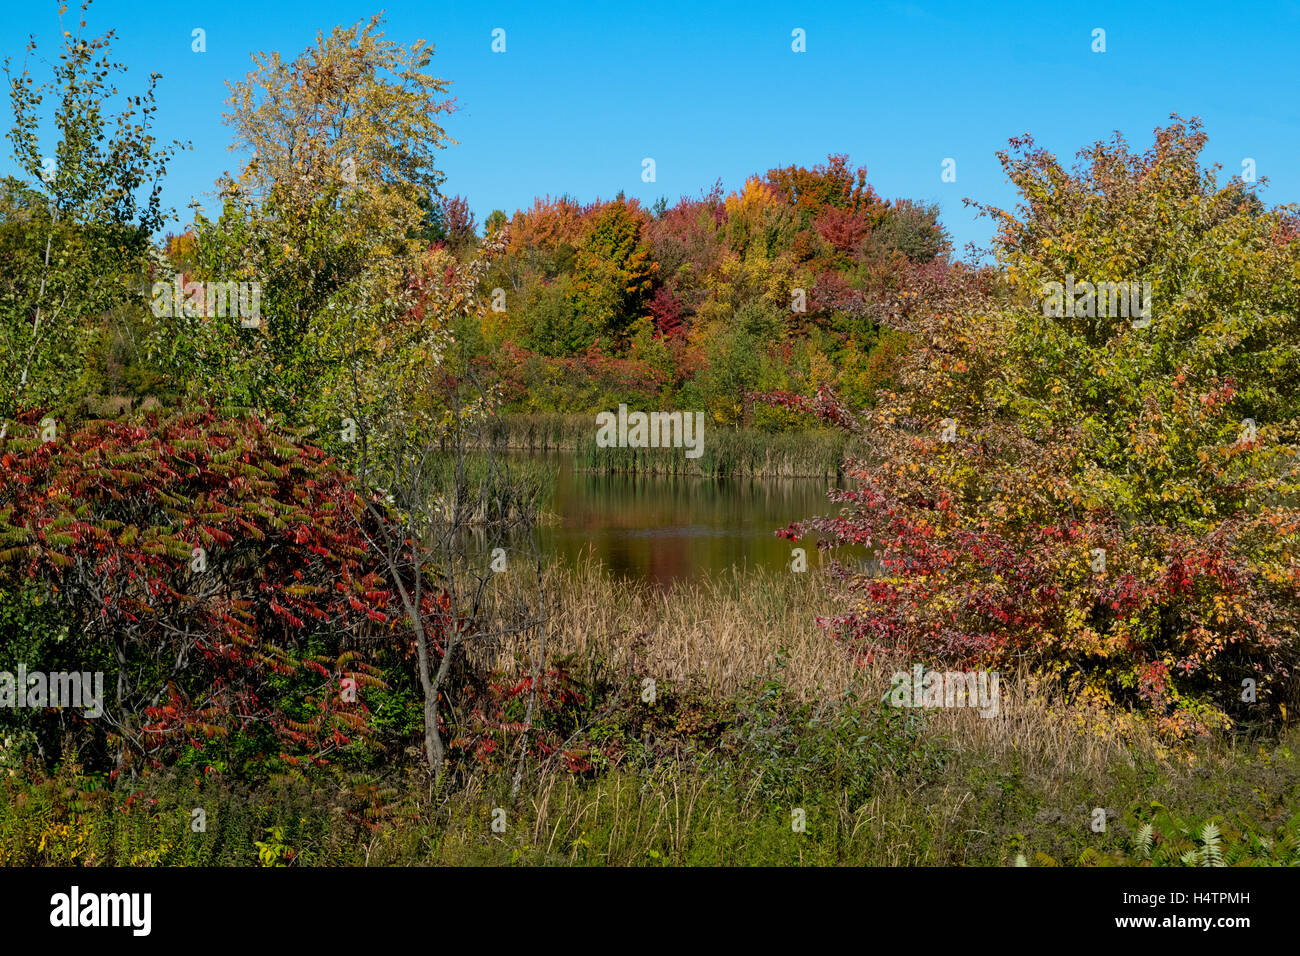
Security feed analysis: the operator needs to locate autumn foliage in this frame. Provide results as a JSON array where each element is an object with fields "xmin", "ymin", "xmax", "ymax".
[
  {"xmin": 0, "ymin": 407, "xmax": 395, "ymax": 774},
  {"xmin": 478, "ymin": 155, "xmax": 962, "ymax": 417},
  {"xmin": 771, "ymin": 118, "xmax": 1300, "ymax": 737}
]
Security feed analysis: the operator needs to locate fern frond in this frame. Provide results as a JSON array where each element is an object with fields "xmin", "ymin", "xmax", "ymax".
[
  {"xmin": 1135, "ymin": 823, "xmax": 1154, "ymax": 860},
  {"xmin": 1199, "ymin": 821, "xmax": 1224, "ymax": 867}
]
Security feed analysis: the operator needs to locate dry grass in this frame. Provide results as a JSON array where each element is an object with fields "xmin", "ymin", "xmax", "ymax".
[
  {"xmin": 8, "ymin": 554, "xmax": 1286, "ymax": 866},
  {"xmin": 481, "ymin": 551, "xmax": 858, "ymax": 699},
  {"xmin": 430, "ymin": 557, "xmax": 1296, "ymax": 866},
  {"xmin": 479, "ymin": 554, "xmax": 1188, "ymax": 785}
]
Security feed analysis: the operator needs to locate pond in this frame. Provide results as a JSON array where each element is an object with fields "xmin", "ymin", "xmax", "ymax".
[{"xmin": 495, "ymin": 451, "xmax": 849, "ymax": 588}]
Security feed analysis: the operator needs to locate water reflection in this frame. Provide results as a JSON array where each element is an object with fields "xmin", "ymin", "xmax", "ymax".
[{"xmin": 494, "ymin": 452, "xmax": 855, "ymax": 588}]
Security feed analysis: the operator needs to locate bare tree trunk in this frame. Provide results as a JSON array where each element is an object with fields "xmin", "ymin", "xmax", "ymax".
[
  {"xmin": 413, "ymin": 617, "xmax": 444, "ymax": 770},
  {"xmin": 2, "ymin": 234, "xmax": 53, "ymax": 438},
  {"xmin": 390, "ymin": 531, "xmax": 446, "ymax": 774}
]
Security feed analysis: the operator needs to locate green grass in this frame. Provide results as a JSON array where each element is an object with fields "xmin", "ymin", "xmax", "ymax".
[{"xmin": 6, "ymin": 675, "xmax": 1299, "ymax": 866}]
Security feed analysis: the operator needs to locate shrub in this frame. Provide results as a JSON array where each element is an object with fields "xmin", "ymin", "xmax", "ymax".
[
  {"xmin": 0, "ymin": 406, "xmax": 395, "ymax": 777},
  {"xmin": 769, "ymin": 117, "xmax": 1300, "ymax": 737}
]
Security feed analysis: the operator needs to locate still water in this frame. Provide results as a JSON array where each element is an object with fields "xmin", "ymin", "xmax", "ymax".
[{"xmin": 502, "ymin": 452, "xmax": 846, "ymax": 588}]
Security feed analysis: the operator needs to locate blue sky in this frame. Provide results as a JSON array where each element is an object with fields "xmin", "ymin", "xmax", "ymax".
[{"xmin": 2, "ymin": 0, "xmax": 1298, "ymax": 258}]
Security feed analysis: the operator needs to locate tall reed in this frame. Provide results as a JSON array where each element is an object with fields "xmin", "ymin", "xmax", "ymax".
[{"xmin": 577, "ymin": 427, "xmax": 859, "ymax": 478}]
